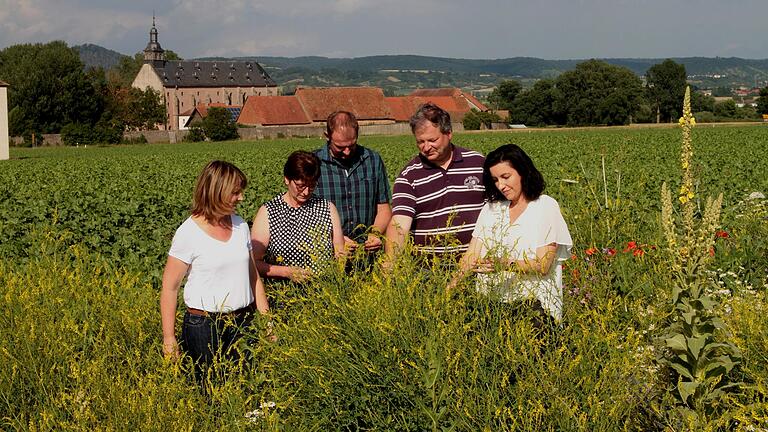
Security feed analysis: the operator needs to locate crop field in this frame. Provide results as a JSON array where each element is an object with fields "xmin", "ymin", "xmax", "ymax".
[{"xmin": 1, "ymin": 125, "xmax": 767, "ymax": 430}]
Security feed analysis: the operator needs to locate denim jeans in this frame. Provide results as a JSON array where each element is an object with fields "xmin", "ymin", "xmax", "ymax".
[{"xmin": 180, "ymin": 310, "xmax": 252, "ymax": 382}]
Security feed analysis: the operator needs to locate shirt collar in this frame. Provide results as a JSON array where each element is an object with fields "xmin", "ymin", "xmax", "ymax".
[{"xmin": 419, "ymin": 144, "xmax": 461, "ymax": 170}]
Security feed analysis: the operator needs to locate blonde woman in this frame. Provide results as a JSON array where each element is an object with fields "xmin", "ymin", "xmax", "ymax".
[{"xmin": 160, "ymin": 160, "xmax": 270, "ymax": 371}]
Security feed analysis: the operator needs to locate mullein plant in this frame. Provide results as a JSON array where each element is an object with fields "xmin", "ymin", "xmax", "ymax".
[{"xmin": 659, "ymin": 87, "xmax": 742, "ymax": 422}]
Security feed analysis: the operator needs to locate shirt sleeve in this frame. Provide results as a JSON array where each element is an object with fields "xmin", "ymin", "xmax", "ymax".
[
  {"xmin": 168, "ymin": 222, "xmax": 194, "ymax": 264},
  {"xmin": 534, "ymin": 197, "xmax": 573, "ymax": 261},
  {"xmin": 391, "ymin": 174, "xmax": 416, "ymax": 217},
  {"xmin": 471, "ymin": 202, "xmax": 493, "ymax": 240},
  {"xmin": 375, "ymin": 155, "xmax": 392, "ymax": 204}
]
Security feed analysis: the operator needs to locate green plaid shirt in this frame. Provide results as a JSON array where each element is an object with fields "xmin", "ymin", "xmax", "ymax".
[{"xmin": 314, "ymin": 144, "xmax": 391, "ymax": 241}]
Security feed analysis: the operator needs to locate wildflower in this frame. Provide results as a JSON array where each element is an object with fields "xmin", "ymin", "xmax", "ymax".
[
  {"xmin": 679, "ymin": 195, "xmax": 689, "ymax": 204},
  {"xmin": 603, "ymin": 247, "xmax": 617, "ymax": 256},
  {"xmin": 715, "ymin": 230, "xmax": 729, "ymax": 239},
  {"xmin": 623, "ymin": 241, "xmax": 637, "ymax": 252},
  {"xmin": 633, "ymin": 249, "xmax": 645, "ymax": 258},
  {"xmin": 570, "ymin": 253, "xmax": 577, "ymax": 261},
  {"xmin": 585, "ymin": 247, "xmax": 598, "ymax": 256},
  {"xmin": 709, "ymin": 247, "xmax": 715, "ymax": 257}
]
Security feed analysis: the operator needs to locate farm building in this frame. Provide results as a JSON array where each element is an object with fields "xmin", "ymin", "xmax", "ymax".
[
  {"xmin": 1, "ymin": 80, "xmax": 7, "ymax": 160},
  {"xmin": 131, "ymin": 18, "xmax": 279, "ymax": 130},
  {"xmin": 237, "ymin": 86, "xmax": 490, "ymax": 127}
]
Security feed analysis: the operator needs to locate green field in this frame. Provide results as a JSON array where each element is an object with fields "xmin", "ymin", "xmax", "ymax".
[{"xmin": 1, "ymin": 125, "xmax": 767, "ymax": 430}]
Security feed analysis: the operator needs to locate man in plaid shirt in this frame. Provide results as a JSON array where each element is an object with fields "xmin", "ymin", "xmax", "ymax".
[{"xmin": 314, "ymin": 111, "xmax": 392, "ymax": 252}]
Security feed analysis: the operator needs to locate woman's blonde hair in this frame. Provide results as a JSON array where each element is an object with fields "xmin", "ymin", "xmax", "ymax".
[{"xmin": 191, "ymin": 160, "xmax": 247, "ymax": 222}]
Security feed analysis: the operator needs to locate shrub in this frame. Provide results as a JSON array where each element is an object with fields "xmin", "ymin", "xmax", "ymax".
[
  {"xmin": 202, "ymin": 107, "xmax": 239, "ymax": 142},
  {"xmin": 185, "ymin": 125, "xmax": 206, "ymax": 142}
]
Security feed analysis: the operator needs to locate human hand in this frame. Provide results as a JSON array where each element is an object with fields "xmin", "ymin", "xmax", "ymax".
[
  {"xmin": 162, "ymin": 337, "xmax": 181, "ymax": 360},
  {"xmin": 288, "ymin": 266, "xmax": 313, "ymax": 283},
  {"xmin": 363, "ymin": 234, "xmax": 383, "ymax": 251},
  {"xmin": 344, "ymin": 236, "xmax": 358, "ymax": 251},
  {"xmin": 472, "ymin": 259, "xmax": 497, "ymax": 274},
  {"xmin": 265, "ymin": 320, "xmax": 278, "ymax": 342}
]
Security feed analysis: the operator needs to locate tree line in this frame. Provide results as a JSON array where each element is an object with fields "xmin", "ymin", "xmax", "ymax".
[
  {"xmin": 0, "ymin": 41, "xmax": 169, "ymax": 145},
  {"xmin": 484, "ymin": 59, "xmax": 768, "ymax": 128}
]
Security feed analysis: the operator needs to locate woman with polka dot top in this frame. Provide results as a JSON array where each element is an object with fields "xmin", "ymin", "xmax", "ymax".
[{"xmin": 251, "ymin": 151, "xmax": 346, "ymax": 282}]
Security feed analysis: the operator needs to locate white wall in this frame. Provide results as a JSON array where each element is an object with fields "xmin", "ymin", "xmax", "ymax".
[{"xmin": 0, "ymin": 86, "xmax": 8, "ymax": 160}]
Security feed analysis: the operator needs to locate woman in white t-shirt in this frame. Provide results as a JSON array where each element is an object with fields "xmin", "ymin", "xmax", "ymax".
[
  {"xmin": 454, "ymin": 144, "xmax": 572, "ymax": 324},
  {"xmin": 160, "ymin": 161, "xmax": 270, "ymax": 370}
]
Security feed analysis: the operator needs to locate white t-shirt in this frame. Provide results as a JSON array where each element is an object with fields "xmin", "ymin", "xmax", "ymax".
[
  {"xmin": 472, "ymin": 195, "xmax": 572, "ymax": 321},
  {"xmin": 169, "ymin": 214, "xmax": 254, "ymax": 312}
]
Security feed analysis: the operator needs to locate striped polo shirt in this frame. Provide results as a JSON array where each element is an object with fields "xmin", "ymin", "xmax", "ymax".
[{"xmin": 391, "ymin": 145, "xmax": 485, "ymax": 254}]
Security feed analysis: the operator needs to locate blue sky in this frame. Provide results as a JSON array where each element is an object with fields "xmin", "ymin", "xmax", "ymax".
[{"xmin": 1, "ymin": 0, "xmax": 766, "ymax": 59}]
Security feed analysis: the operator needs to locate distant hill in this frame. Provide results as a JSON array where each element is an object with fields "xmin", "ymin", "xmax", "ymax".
[
  {"xmin": 76, "ymin": 43, "xmax": 767, "ymax": 89},
  {"xmin": 203, "ymin": 54, "xmax": 768, "ymax": 79},
  {"xmin": 74, "ymin": 44, "xmax": 127, "ymax": 70}
]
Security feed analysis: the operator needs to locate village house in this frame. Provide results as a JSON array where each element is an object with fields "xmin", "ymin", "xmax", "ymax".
[
  {"xmin": 131, "ymin": 18, "xmax": 279, "ymax": 130},
  {"xmin": 237, "ymin": 86, "xmax": 489, "ymax": 128},
  {"xmin": 1, "ymin": 80, "xmax": 8, "ymax": 160}
]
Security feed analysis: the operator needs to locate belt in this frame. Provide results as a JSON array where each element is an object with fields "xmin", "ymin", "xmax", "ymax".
[{"xmin": 187, "ymin": 303, "xmax": 255, "ymax": 317}]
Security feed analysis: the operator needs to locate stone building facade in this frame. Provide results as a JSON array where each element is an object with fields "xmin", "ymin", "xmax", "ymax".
[
  {"xmin": 0, "ymin": 80, "xmax": 8, "ymax": 160},
  {"xmin": 131, "ymin": 19, "xmax": 279, "ymax": 130}
]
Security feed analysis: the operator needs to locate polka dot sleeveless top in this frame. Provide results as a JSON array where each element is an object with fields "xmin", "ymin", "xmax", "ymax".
[{"xmin": 264, "ymin": 194, "xmax": 335, "ymax": 273}]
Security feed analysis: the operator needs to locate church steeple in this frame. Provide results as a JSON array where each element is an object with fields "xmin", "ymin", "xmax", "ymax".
[{"xmin": 143, "ymin": 13, "xmax": 166, "ymax": 68}]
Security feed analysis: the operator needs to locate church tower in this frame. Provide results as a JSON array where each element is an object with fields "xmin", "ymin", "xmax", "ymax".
[{"xmin": 143, "ymin": 14, "xmax": 166, "ymax": 68}]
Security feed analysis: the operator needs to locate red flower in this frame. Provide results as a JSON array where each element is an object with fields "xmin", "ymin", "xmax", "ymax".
[
  {"xmin": 633, "ymin": 248, "xmax": 645, "ymax": 257},
  {"xmin": 709, "ymin": 247, "xmax": 715, "ymax": 257},
  {"xmin": 715, "ymin": 230, "xmax": 729, "ymax": 239},
  {"xmin": 585, "ymin": 247, "xmax": 598, "ymax": 256},
  {"xmin": 604, "ymin": 248, "xmax": 617, "ymax": 256},
  {"xmin": 623, "ymin": 241, "xmax": 637, "ymax": 252},
  {"xmin": 571, "ymin": 254, "xmax": 578, "ymax": 261}
]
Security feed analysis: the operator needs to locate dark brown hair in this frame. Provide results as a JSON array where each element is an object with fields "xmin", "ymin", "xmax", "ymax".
[
  {"xmin": 284, "ymin": 150, "xmax": 321, "ymax": 183},
  {"xmin": 483, "ymin": 144, "xmax": 545, "ymax": 202}
]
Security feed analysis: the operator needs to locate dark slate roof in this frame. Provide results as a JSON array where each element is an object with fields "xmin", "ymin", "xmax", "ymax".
[{"xmin": 153, "ymin": 60, "xmax": 277, "ymax": 88}]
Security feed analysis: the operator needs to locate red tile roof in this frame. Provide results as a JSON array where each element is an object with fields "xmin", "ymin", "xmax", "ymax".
[
  {"xmin": 410, "ymin": 88, "xmax": 460, "ymax": 97},
  {"xmin": 238, "ymin": 96, "xmax": 311, "ymax": 126},
  {"xmin": 410, "ymin": 88, "xmax": 488, "ymax": 112},
  {"xmin": 295, "ymin": 87, "xmax": 392, "ymax": 121},
  {"xmin": 193, "ymin": 103, "xmax": 230, "ymax": 118},
  {"xmin": 385, "ymin": 96, "xmax": 474, "ymax": 122}
]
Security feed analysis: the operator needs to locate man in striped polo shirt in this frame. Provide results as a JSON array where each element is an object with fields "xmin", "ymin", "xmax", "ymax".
[
  {"xmin": 314, "ymin": 111, "xmax": 392, "ymax": 253},
  {"xmin": 385, "ymin": 103, "xmax": 485, "ymax": 258}
]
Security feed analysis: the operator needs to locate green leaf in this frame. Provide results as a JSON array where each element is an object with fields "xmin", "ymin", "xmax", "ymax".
[
  {"xmin": 687, "ymin": 335, "xmax": 707, "ymax": 360},
  {"xmin": 678, "ymin": 381, "xmax": 699, "ymax": 404},
  {"xmin": 669, "ymin": 362, "xmax": 694, "ymax": 380},
  {"xmin": 665, "ymin": 334, "xmax": 688, "ymax": 353}
]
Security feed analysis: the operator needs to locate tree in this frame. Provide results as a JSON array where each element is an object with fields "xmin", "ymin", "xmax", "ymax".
[
  {"xmin": 690, "ymin": 91, "xmax": 715, "ymax": 113},
  {"xmin": 487, "ymin": 80, "xmax": 522, "ymax": 111},
  {"xmin": 462, "ymin": 109, "xmax": 501, "ymax": 130},
  {"xmin": 0, "ymin": 41, "xmax": 105, "ymax": 135},
  {"xmin": 201, "ymin": 107, "xmax": 238, "ymax": 141},
  {"xmin": 553, "ymin": 60, "xmax": 643, "ymax": 126},
  {"xmin": 508, "ymin": 79, "xmax": 562, "ymax": 126},
  {"xmin": 714, "ymin": 99, "xmax": 737, "ymax": 118},
  {"xmin": 123, "ymin": 88, "xmax": 166, "ymax": 130},
  {"xmin": 756, "ymin": 87, "xmax": 768, "ymax": 115},
  {"xmin": 645, "ymin": 59, "xmax": 687, "ymax": 123}
]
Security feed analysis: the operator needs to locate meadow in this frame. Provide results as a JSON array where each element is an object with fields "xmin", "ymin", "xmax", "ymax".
[{"xmin": 0, "ymin": 124, "xmax": 766, "ymax": 430}]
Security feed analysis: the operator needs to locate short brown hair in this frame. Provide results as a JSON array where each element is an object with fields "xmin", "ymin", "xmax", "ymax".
[
  {"xmin": 326, "ymin": 110, "xmax": 359, "ymax": 138},
  {"xmin": 191, "ymin": 160, "xmax": 247, "ymax": 221},
  {"xmin": 409, "ymin": 102, "xmax": 452, "ymax": 134},
  {"xmin": 284, "ymin": 151, "xmax": 321, "ymax": 183}
]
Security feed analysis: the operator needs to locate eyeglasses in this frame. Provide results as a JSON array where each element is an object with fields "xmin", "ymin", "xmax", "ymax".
[{"xmin": 291, "ymin": 180, "xmax": 316, "ymax": 193}]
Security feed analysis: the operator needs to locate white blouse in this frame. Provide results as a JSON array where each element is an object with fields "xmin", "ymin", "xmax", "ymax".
[
  {"xmin": 169, "ymin": 215, "xmax": 254, "ymax": 312},
  {"xmin": 472, "ymin": 195, "xmax": 572, "ymax": 320}
]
